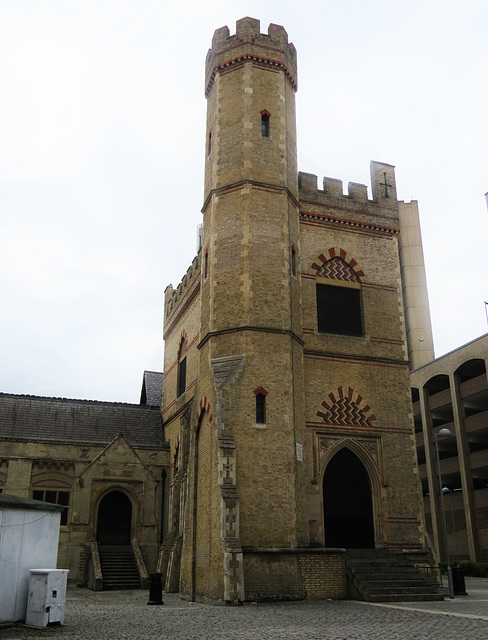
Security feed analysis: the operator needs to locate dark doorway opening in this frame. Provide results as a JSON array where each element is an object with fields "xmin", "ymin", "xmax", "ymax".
[
  {"xmin": 97, "ymin": 491, "xmax": 132, "ymax": 545},
  {"xmin": 323, "ymin": 448, "xmax": 374, "ymax": 549}
]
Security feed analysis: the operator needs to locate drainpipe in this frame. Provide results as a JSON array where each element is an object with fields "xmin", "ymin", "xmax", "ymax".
[{"xmin": 160, "ymin": 469, "xmax": 166, "ymax": 545}]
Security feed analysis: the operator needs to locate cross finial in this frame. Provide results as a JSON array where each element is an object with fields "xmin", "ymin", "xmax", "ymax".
[{"xmin": 380, "ymin": 172, "xmax": 392, "ymax": 198}]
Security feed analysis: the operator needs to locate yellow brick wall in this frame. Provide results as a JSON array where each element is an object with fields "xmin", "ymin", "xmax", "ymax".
[
  {"xmin": 298, "ymin": 552, "xmax": 347, "ymax": 599},
  {"xmin": 299, "ymin": 187, "xmax": 424, "ymax": 552}
]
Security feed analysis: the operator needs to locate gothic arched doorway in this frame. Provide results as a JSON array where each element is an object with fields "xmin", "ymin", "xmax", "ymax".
[
  {"xmin": 97, "ymin": 491, "xmax": 132, "ymax": 545},
  {"xmin": 323, "ymin": 448, "xmax": 374, "ymax": 549}
]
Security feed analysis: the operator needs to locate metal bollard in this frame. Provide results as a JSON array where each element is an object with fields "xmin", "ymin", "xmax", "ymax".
[
  {"xmin": 451, "ymin": 566, "xmax": 468, "ymax": 596},
  {"xmin": 147, "ymin": 573, "xmax": 164, "ymax": 605}
]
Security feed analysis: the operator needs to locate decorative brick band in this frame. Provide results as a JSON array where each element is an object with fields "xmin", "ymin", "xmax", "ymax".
[
  {"xmin": 304, "ymin": 351, "xmax": 409, "ymax": 369},
  {"xmin": 307, "ymin": 421, "xmax": 411, "ymax": 435},
  {"xmin": 312, "ymin": 249, "xmax": 364, "ymax": 281},
  {"xmin": 317, "ymin": 386, "xmax": 376, "ymax": 427},
  {"xmin": 195, "ymin": 396, "xmax": 213, "ymax": 431},
  {"xmin": 202, "ymin": 179, "xmax": 300, "ymax": 214},
  {"xmin": 179, "ymin": 330, "xmax": 188, "ymax": 354},
  {"xmin": 206, "ymin": 53, "xmax": 297, "ymax": 97},
  {"xmin": 300, "ymin": 210, "xmax": 399, "ymax": 235}
]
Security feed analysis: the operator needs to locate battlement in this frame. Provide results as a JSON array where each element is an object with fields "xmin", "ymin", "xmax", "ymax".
[
  {"xmin": 164, "ymin": 253, "xmax": 201, "ymax": 321},
  {"xmin": 299, "ymin": 173, "xmax": 369, "ymax": 200},
  {"xmin": 299, "ymin": 161, "xmax": 398, "ymax": 218},
  {"xmin": 205, "ymin": 17, "xmax": 297, "ymax": 97}
]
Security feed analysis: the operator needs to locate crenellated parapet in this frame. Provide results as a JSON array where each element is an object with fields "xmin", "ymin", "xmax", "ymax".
[
  {"xmin": 299, "ymin": 161, "xmax": 399, "ymax": 230},
  {"xmin": 205, "ymin": 17, "xmax": 297, "ymax": 98},
  {"xmin": 164, "ymin": 254, "xmax": 201, "ymax": 323}
]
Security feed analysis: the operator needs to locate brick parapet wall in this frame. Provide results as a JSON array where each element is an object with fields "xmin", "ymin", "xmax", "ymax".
[
  {"xmin": 299, "ymin": 160, "xmax": 400, "ymax": 225},
  {"xmin": 164, "ymin": 254, "xmax": 201, "ymax": 336}
]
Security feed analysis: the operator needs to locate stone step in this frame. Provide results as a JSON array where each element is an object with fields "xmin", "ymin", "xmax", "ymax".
[
  {"xmin": 98, "ymin": 544, "xmax": 142, "ymax": 591},
  {"xmin": 354, "ymin": 573, "xmax": 435, "ymax": 583},
  {"xmin": 357, "ymin": 574, "xmax": 435, "ymax": 584},
  {"xmin": 363, "ymin": 584, "xmax": 439, "ymax": 596},
  {"xmin": 366, "ymin": 593, "xmax": 445, "ymax": 603},
  {"xmin": 103, "ymin": 583, "xmax": 141, "ymax": 591},
  {"xmin": 346, "ymin": 549, "xmax": 442, "ymax": 603},
  {"xmin": 102, "ymin": 569, "xmax": 139, "ymax": 576},
  {"xmin": 103, "ymin": 578, "xmax": 140, "ymax": 584}
]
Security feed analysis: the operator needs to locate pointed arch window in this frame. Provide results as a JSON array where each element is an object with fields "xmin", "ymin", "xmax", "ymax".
[
  {"xmin": 256, "ymin": 394, "xmax": 266, "ymax": 423},
  {"xmin": 254, "ymin": 386, "xmax": 268, "ymax": 424}
]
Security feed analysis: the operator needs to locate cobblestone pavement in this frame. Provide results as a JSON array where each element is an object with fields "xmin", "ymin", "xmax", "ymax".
[{"xmin": 2, "ymin": 578, "xmax": 487, "ymax": 640}]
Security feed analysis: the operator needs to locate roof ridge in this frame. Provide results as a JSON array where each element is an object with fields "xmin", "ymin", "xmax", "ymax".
[{"xmin": 0, "ymin": 392, "xmax": 150, "ymax": 408}]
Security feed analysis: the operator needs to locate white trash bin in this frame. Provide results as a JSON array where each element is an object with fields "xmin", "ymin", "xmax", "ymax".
[{"xmin": 25, "ymin": 569, "xmax": 69, "ymax": 628}]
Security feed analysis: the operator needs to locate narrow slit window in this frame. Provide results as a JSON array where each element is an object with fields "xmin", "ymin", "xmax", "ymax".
[
  {"xmin": 177, "ymin": 357, "xmax": 187, "ymax": 397},
  {"xmin": 204, "ymin": 251, "xmax": 208, "ymax": 279},
  {"xmin": 208, "ymin": 131, "xmax": 212, "ymax": 155},
  {"xmin": 256, "ymin": 393, "xmax": 266, "ymax": 424},
  {"xmin": 291, "ymin": 247, "xmax": 297, "ymax": 277},
  {"xmin": 261, "ymin": 113, "xmax": 270, "ymax": 137},
  {"xmin": 177, "ymin": 337, "xmax": 187, "ymax": 397}
]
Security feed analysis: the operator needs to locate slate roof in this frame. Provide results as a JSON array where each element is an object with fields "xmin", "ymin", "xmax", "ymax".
[
  {"xmin": 0, "ymin": 393, "xmax": 163, "ymax": 449},
  {"xmin": 140, "ymin": 371, "xmax": 163, "ymax": 407}
]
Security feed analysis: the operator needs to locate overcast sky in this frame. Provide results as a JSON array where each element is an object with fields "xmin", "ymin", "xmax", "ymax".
[{"xmin": 1, "ymin": 0, "xmax": 487, "ymax": 403}]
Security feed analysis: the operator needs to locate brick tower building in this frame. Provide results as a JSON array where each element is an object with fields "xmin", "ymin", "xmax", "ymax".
[{"xmin": 159, "ymin": 17, "xmax": 434, "ymax": 603}]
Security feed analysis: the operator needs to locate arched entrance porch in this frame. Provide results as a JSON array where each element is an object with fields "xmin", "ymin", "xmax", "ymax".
[
  {"xmin": 323, "ymin": 447, "xmax": 374, "ymax": 549},
  {"xmin": 97, "ymin": 490, "xmax": 132, "ymax": 545}
]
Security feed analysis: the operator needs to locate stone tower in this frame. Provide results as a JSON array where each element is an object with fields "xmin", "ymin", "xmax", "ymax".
[
  {"xmin": 186, "ymin": 16, "xmax": 306, "ymax": 602},
  {"xmin": 160, "ymin": 17, "xmax": 432, "ymax": 605}
]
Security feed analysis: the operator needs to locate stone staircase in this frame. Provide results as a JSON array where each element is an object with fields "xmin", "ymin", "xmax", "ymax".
[
  {"xmin": 346, "ymin": 549, "xmax": 443, "ymax": 602},
  {"xmin": 98, "ymin": 545, "xmax": 142, "ymax": 590}
]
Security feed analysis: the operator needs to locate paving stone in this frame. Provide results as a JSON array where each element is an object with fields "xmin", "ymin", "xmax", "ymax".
[{"xmin": 2, "ymin": 578, "xmax": 488, "ymax": 640}]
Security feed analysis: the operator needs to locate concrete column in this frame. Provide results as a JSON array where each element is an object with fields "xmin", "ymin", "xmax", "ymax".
[
  {"xmin": 397, "ymin": 201, "xmax": 435, "ymax": 370},
  {"xmin": 419, "ymin": 387, "xmax": 443, "ymax": 560},
  {"xmin": 449, "ymin": 371, "xmax": 482, "ymax": 561}
]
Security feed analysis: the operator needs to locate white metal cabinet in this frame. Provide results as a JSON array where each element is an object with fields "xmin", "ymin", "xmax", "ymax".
[{"xmin": 25, "ymin": 569, "xmax": 69, "ymax": 627}]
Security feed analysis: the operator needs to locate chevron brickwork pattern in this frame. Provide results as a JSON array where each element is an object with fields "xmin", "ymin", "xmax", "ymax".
[
  {"xmin": 312, "ymin": 248, "xmax": 365, "ymax": 281},
  {"xmin": 317, "ymin": 386, "xmax": 376, "ymax": 427}
]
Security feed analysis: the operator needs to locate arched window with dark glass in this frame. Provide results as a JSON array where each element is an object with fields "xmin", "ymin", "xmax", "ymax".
[
  {"xmin": 261, "ymin": 112, "xmax": 270, "ymax": 137},
  {"xmin": 254, "ymin": 386, "xmax": 268, "ymax": 424},
  {"xmin": 256, "ymin": 394, "xmax": 266, "ymax": 423},
  {"xmin": 177, "ymin": 337, "xmax": 187, "ymax": 397}
]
